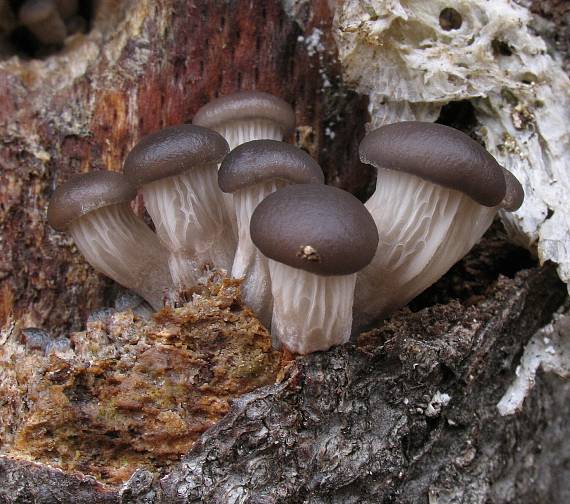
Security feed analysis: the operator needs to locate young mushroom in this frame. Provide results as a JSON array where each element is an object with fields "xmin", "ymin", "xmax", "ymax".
[
  {"xmin": 250, "ymin": 184, "xmax": 379, "ymax": 354},
  {"xmin": 353, "ymin": 121, "xmax": 524, "ymax": 331},
  {"xmin": 193, "ymin": 91, "xmax": 296, "ymax": 231},
  {"xmin": 218, "ymin": 140, "xmax": 324, "ymax": 328},
  {"xmin": 19, "ymin": 0, "xmax": 67, "ymax": 45},
  {"xmin": 47, "ymin": 171, "xmax": 172, "ymax": 311},
  {"xmin": 123, "ymin": 124, "xmax": 234, "ymax": 288},
  {"xmin": 55, "ymin": 0, "xmax": 78, "ymax": 20},
  {"xmin": 193, "ymin": 91, "xmax": 296, "ymax": 151}
]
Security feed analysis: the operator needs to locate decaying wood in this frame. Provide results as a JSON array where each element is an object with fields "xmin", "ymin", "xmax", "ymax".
[
  {"xmin": 0, "ymin": 265, "xmax": 567, "ymax": 502},
  {"xmin": 1, "ymin": 1, "xmax": 570, "ymax": 503},
  {"xmin": 0, "ymin": 277, "xmax": 283, "ymax": 486}
]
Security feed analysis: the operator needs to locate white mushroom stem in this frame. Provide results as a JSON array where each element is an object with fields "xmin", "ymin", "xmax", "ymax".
[
  {"xmin": 269, "ymin": 260, "xmax": 357, "ymax": 354},
  {"xmin": 217, "ymin": 119, "xmax": 285, "ymax": 151},
  {"xmin": 214, "ymin": 118, "xmax": 285, "ymax": 235},
  {"xmin": 167, "ymin": 252, "xmax": 200, "ymax": 289},
  {"xmin": 232, "ymin": 179, "xmax": 285, "ymax": 328},
  {"xmin": 68, "ymin": 203, "xmax": 171, "ymax": 310},
  {"xmin": 353, "ymin": 168, "xmax": 496, "ymax": 331},
  {"xmin": 142, "ymin": 163, "xmax": 236, "ymax": 287}
]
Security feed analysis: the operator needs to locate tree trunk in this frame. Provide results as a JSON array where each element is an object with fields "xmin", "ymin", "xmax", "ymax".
[{"xmin": 0, "ymin": 1, "xmax": 569, "ymax": 503}]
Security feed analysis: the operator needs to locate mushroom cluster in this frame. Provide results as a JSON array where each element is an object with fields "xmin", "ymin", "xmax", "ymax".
[
  {"xmin": 48, "ymin": 91, "xmax": 524, "ymax": 355},
  {"xmin": 1, "ymin": 0, "xmax": 86, "ymax": 51}
]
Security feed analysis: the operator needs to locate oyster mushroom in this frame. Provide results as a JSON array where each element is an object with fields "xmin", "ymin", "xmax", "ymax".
[
  {"xmin": 47, "ymin": 171, "xmax": 172, "ymax": 310},
  {"xmin": 250, "ymin": 184, "xmax": 378, "ymax": 354},
  {"xmin": 194, "ymin": 91, "xmax": 296, "ymax": 232},
  {"xmin": 19, "ymin": 0, "xmax": 66, "ymax": 45},
  {"xmin": 218, "ymin": 140, "xmax": 324, "ymax": 327},
  {"xmin": 55, "ymin": 0, "xmax": 78, "ymax": 20},
  {"xmin": 123, "ymin": 124, "xmax": 234, "ymax": 288},
  {"xmin": 193, "ymin": 90, "xmax": 296, "ymax": 151},
  {"xmin": 353, "ymin": 121, "xmax": 524, "ymax": 331}
]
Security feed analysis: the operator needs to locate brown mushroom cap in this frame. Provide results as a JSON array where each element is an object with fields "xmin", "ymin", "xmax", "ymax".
[
  {"xmin": 47, "ymin": 171, "xmax": 137, "ymax": 231},
  {"xmin": 500, "ymin": 167, "xmax": 525, "ymax": 211},
  {"xmin": 359, "ymin": 122, "xmax": 507, "ymax": 207},
  {"xmin": 19, "ymin": 0, "xmax": 56, "ymax": 24},
  {"xmin": 55, "ymin": 0, "xmax": 78, "ymax": 20},
  {"xmin": 123, "ymin": 124, "xmax": 229, "ymax": 187},
  {"xmin": 218, "ymin": 140, "xmax": 324, "ymax": 193},
  {"xmin": 193, "ymin": 91, "xmax": 296, "ymax": 136},
  {"xmin": 250, "ymin": 184, "xmax": 379, "ymax": 276}
]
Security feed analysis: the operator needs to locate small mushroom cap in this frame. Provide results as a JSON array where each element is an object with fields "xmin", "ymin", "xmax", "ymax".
[
  {"xmin": 359, "ymin": 122, "xmax": 507, "ymax": 207},
  {"xmin": 19, "ymin": 0, "xmax": 56, "ymax": 24},
  {"xmin": 193, "ymin": 91, "xmax": 296, "ymax": 136},
  {"xmin": 47, "ymin": 171, "xmax": 137, "ymax": 231},
  {"xmin": 500, "ymin": 167, "xmax": 524, "ymax": 211},
  {"xmin": 218, "ymin": 140, "xmax": 324, "ymax": 193},
  {"xmin": 123, "ymin": 124, "xmax": 229, "ymax": 187},
  {"xmin": 55, "ymin": 0, "xmax": 78, "ymax": 20},
  {"xmin": 251, "ymin": 184, "xmax": 379, "ymax": 276}
]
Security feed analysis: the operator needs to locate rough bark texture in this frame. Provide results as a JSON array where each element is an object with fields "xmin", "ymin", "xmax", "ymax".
[
  {"xmin": 1, "ymin": 1, "xmax": 570, "ymax": 503},
  {"xmin": 0, "ymin": 264, "xmax": 567, "ymax": 503}
]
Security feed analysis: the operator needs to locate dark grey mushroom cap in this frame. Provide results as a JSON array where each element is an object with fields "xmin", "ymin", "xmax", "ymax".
[
  {"xmin": 123, "ymin": 124, "xmax": 229, "ymax": 187},
  {"xmin": 500, "ymin": 167, "xmax": 524, "ymax": 211},
  {"xmin": 47, "ymin": 171, "xmax": 137, "ymax": 231},
  {"xmin": 218, "ymin": 140, "xmax": 324, "ymax": 193},
  {"xmin": 250, "ymin": 184, "xmax": 379, "ymax": 276},
  {"xmin": 193, "ymin": 91, "xmax": 295, "ymax": 135},
  {"xmin": 359, "ymin": 122, "xmax": 507, "ymax": 207}
]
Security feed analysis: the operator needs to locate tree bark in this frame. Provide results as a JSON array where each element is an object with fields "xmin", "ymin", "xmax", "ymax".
[
  {"xmin": 1, "ymin": 1, "xmax": 569, "ymax": 503},
  {"xmin": 0, "ymin": 265, "xmax": 567, "ymax": 503}
]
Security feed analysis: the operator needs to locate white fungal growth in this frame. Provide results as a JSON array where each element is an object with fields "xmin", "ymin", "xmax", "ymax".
[
  {"xmin": 269, "ymin": 260, "xmax": 357, "ymax": 354},
  {"xmin": 69, "ymin": 203, "xmax": 171, "ymax": 310},
  {"xmin": 354, "ymin": 168, "xmax": 496, "ymax": 330},
  {"xmin": 497, "ymin": 309, "xmax": 570, "ymax": 416},
  {"xmin": 142, "ymin": 164, "xmax": 235, "ymax": 286},
  {"xmin": 304, "ymin": 28, "xmax": 325, "ymax": 57},
  {"xmin": 232, "ymin": 180, "xmax": 285, "ymax": 328},
  {"xmin": 334, "ymin": 0, "xmax": 570, "ymax": 293},
  {"xmin": 425, "ymin": 391, "xmax": 451, "ymax": 418}
]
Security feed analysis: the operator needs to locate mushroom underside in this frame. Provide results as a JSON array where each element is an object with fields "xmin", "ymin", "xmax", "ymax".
[
  {"xmin": 269, "ymin": 260, "xmax": 356, "ymax": 354},
  {"xmin": 231, "ymin": 180, "xmax": 286, "ymax": 328},
  {"xmin": 142, "ymin": 164, "xmax": 235, "ymax": 285},
  {"xmin": 68, "ymin": 203, "xmax": 171, "ymax": 310},
  {"xmin": 354, "ymin": 168, "xmax": 497, "ymax": 331},
  {"xmin": 217, "ymin": 118, "xmax": 285, "ymax": 151}
]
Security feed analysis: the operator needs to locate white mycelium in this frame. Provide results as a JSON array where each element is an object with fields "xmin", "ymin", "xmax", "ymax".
[
  {"xmin": 68, "ymin": 202, "xmax": 171, "ymax": 310},
  {"xmin": 142, "ymin": 164, "xmax": 235, "ymax": 287},
  {"xmin": 354, "ymin": 168, "xmax": 496, "ymax": 330},
  {"xmin": 269, "ymin": 260, "xmax": 357, "ymax": 354},
  {"xmin": 232, "ymin": 179, "xmax": 285, "ymax": 327}
]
